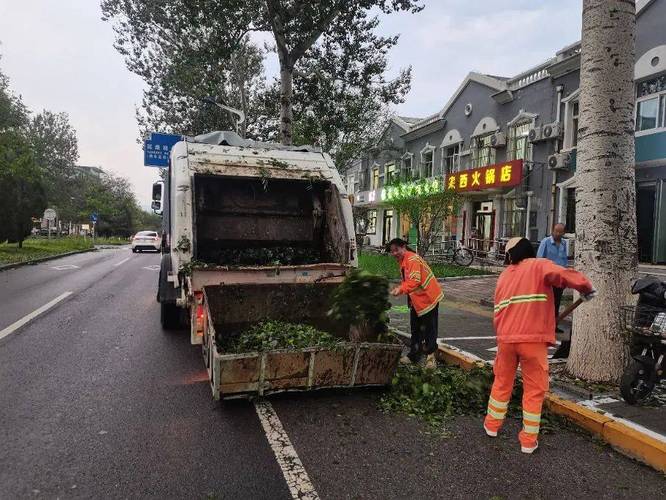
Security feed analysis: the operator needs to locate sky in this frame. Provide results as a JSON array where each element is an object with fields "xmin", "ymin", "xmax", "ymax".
[{"xmin": 0, "ymin": 1, "xmax": 582, "ymax": 208}]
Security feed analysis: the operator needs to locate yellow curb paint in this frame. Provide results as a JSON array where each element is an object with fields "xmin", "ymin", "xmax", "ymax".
[
  {"xmin": 543, "ymin": 394, "xmax": 612, "ymax": 436},
  {"xmin": 602, "ymin": 421, "xmax": 666, "ymax": 473},
  {"xmin": 436, "ymin": 344, "xmax": 666, "ymax": 473}
]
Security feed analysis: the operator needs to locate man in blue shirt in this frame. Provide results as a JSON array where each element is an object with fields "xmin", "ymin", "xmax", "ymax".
[{"xmin": 537, "ymin": 223, "xmax": 568, "ymax": 324}]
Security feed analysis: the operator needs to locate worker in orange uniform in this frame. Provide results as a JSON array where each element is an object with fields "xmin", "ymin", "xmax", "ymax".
[
  {"xmin": 484, "ymin": 237, "xmax": 595, "ymax": 453},
  {"xmin": 388, "ymin": 238, "xmax": 444, "ymax": 369}
]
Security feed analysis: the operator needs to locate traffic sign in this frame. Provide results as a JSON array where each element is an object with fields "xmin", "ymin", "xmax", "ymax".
[
  {"xmin": 44, "ymin": 208, "xmax": 56, "ymax": 221},
  {"xmin": 144, "ymin": 132, "xmax": 183, "ymax": 168},
  {"xmin": 90, "ymin": 213, "xmax": 98, "ymax": 223}
]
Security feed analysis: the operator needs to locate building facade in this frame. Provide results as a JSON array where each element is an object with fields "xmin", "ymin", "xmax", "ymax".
[{"xmin": 349, "ymin": 0, "xmax": 666, "ymax": 262}]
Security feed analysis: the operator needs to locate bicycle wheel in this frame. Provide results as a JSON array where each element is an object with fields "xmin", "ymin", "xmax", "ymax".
[{"xmin": 453, "ymin": 248, "xmax": 474, "ymax": 267}]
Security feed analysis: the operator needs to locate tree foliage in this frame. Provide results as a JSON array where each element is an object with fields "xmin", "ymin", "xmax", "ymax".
[
  {"xmin": 383, "ymin": 179, "xmax": 462, "ymax": 256},
  {"xmin": 101, "ymin": 0, "xmax": 421, "ymax": 155}
]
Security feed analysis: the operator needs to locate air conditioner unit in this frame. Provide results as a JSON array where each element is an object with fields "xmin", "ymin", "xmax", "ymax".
[
  {"xmin": 528, "ymin": 126, "xmax": 542, "ymax": 143},
  {"xmin": 547, "ymin": 151, "xmax": 571, "ymax": 171},
  {"xmin": 542, "ymin": 121, "xmax": 562, "ymax": 140},
  {"xmin": 490, "ymin": 131, "xmax": 506, "ymax": 148}
]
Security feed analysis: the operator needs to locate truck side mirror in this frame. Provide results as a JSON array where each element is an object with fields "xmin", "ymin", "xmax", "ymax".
[{"xmin": 152, "ymin": 181, "xmax": 164, "ymax": 215}]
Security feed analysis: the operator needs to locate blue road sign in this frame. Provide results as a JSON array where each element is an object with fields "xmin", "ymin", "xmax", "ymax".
[
  {"xmin": 144, "ymin": 132, "xmax": 183, "ymax": 168},
  {"xmin": 90, "ymin": 213, "xmax": 98, "ymax": 223}
]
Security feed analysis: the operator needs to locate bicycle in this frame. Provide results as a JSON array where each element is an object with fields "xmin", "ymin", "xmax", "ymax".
[{"xmin": 427, "ymin": 239, "xmax": 474, "ymax": 267}]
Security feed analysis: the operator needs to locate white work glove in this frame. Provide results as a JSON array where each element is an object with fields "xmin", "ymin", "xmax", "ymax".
[{"xmin": 581, "ymin": 289, "xmax": 597, "ymax": 302}]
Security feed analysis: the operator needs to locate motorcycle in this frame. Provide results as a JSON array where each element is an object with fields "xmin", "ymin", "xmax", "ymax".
[{"xmin": 619, "ymin": 276, "xmax": 666, "ymax": 405}]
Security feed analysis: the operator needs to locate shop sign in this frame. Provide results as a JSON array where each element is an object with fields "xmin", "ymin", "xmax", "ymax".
[
  {"xmin": 382, "ymin": 178, "xmax": 441, "ymax": 202},
  {"xmin": 445, "ymin": 159, "xmax": 523, "ymax": 192}
]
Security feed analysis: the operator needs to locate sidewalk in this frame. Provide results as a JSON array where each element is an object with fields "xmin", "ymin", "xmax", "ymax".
[{"xmin": 389, "ymin": 276, "xmax": 666, "ymax": 471}]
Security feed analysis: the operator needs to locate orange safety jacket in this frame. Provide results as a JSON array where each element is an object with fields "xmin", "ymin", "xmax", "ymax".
[
  {"xmin": 398, "ymin": 251, "xmax": 444, "ymax": 316},
  {"xmin": 494, "ymin": 258, "xmax": 593, "ymax": 344}
]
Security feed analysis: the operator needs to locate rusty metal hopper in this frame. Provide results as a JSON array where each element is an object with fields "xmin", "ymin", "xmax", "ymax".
[{"xmin": 201, "ymin": 282, "xmax": 401, "ymax": 399}]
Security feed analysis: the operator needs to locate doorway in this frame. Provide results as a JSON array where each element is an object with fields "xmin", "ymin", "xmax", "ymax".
[
  {"xmin": 382, "ymin": 210, "xmax": 394, "ymax": 246},
  {"xmin": 472, "ymin": 201, "xmax": 494, "ymax": 254},
  {"xmin": 637, "ymin": 184, "xmax": 656, "ymax": 263}
]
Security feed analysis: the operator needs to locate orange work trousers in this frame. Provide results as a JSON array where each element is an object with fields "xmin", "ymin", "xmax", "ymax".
[{"xmin": 484, "ymin": 342, "xmax": 549, "ymax": 449}]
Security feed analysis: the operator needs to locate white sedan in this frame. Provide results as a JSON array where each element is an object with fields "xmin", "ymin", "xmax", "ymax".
[{"xmin": 131, "ymin": 231, "xmax": 161, "ymax": 253}]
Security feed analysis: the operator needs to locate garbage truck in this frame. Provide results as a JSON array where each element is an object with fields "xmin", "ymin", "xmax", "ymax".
[{"xmin": 151, "ymin": 132, "xmax": 401, "ymax": 399}]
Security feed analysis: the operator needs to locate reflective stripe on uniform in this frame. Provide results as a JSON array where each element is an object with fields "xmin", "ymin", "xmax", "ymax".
[
  {"xmin": 522, "ymin": 423, "xmax": 540, "ymax": 434},
  {"xmin": 489, "ymin": 396, "xmax": 509, "ymax": 409},
  {"xmin": 417, "ymin": 291, "xmax": 444, "ymax": 316},
  {"xmin": 409, "ymin": 271, "xmax": 421, "ymax": 279},
  {"xmin": 522, "ymin": 410, "xmax": 541, "ymax": 424},
  {"xmin": 494, "ymin": 294, "xmax": 548, "ymax": 313},
  {"xmin": 419, "ymin": 272, "xmax": 435, "ymax": 290},
  {"xmin": 487, "ymin": 407, "xmax": 506, "ymax": 420}
]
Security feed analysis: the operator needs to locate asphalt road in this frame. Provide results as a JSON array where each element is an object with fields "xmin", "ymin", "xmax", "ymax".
[{"xmin": 1, "ymin": 248, "xmax": 664, "ymax": 499}]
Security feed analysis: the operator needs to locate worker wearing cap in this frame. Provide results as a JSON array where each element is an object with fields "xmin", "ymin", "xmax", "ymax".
[
  {"xmin": 388, "ymin": 238, "xmax": 444, "ymax": 369},
  {"xmin": 484, "ymin": 237, "xmax": 595, "ymax": 454}
]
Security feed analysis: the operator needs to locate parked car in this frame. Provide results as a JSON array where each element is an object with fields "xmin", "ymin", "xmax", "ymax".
[{"xmin": 131, "ymin": 231, "xmax": 161, "ymax": 253}]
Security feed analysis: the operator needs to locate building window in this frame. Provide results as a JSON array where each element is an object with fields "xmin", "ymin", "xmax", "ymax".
[
  {"xmin": 385, "ymin": 163, "xmax": 396, "ymax": 186},
  {"xmin": 472, "ymin": 134, "xmax": 496, "ymax": 168},
  {"xmin": 565, "ymin": 188, "xmax": 576, "ymax": 233},
  {"xmin": 502, "ymin": 198, "xmax": 526, "ymax": 238},
  {"xmin": 367, "ymin": 209, "xmax": 377, "ymax": 234},
  {"xmin": 637, "ymin": 74, "xmax": 666, "ymax": 98},
  {"xmin": 421, "ymin": 150, "xmax": 433, "ymax": 178},
  {"xmin": 443, "ymin": 144, "xmax": 461, "ymax": 174},
  {"xmin": 636, "ymin": 95, "xmax": 665, "ymax": 131},
  {"xmin": 508, "ymin": 122, "xmax": 531, "ymax": 161},
  {"xmin": 346, "ymin": 174, "xmax": 355, "ymax": 193},
  {"xmin": 571, "ymin": 101, "xmax": 580, "ymax": 148},
  {"xmin": 371, "ymin": 167, "xmax": 380, "ymax": 190},
  {"xmin": 382, "ymin": 209, "xmax": 394, "ymax": 245},
  {"xmin": 402, "ymin": 156, "xmax": 412, "ymax": 180}
]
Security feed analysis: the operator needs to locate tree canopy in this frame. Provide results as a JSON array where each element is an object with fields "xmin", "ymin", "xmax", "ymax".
[{"xmin": 101, "ymin": 0, "xmax": 421, "ymax": 163}]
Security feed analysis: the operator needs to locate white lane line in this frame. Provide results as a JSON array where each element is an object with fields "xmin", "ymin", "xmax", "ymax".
[
  {"xmin": 113, "ymin": 257, "xmax": 131, "ymax": 267},
  {"xmin": 51, "ymin": 264, "xmax": 80, "ymax": 271},
  {"xmin": 254, "ymin": 400, "xmax": 319, "ymax": 500},
  {"xmin": 0, "ymin": 292, "xmax": 73, "ymax": 341},
  {"xmin": 143, "ymin": 265, "xmax": 160, "ymax": 271}
]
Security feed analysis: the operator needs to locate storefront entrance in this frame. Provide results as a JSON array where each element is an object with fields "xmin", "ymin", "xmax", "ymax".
[
  {"xmin": 471, "ymin": 201, "xmax": 495, "ymax": 253},
  {"xmin": 382, "ymin": 210, "xmax": 394, "ymax": 246}
]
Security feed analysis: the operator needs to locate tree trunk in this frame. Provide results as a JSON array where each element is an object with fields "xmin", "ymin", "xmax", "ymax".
[
  {"xmin": 279, "ymin": 64, "xmax": 294, "ymax": 145},
  {"xmin": 568, "ymin": 0, "xmax": 637, "ymax": 382}
]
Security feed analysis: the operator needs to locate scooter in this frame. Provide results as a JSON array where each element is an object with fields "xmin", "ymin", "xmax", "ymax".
[{"xmin": 619, "ymin": 276, "xmax": 666, "ymax": 405}]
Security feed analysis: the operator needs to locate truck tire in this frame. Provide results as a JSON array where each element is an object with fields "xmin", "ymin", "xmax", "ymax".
[{"xmin": 161, "ymin": 302, "xmax": 182, "ymax": 330}]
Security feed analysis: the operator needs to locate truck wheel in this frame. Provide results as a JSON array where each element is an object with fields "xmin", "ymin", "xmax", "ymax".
[{"xmin": 161, "ymin": 302, "xmax": 182, "ymax": 330}]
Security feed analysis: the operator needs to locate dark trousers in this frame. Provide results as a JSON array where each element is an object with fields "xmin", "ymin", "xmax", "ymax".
[
  {"xmin": 408, "ymin": 304, "xmax": 439, "ymax": 361},
  {"xmin": 553, "ymin": 287, "xmax": 564, "ymax": 318}
]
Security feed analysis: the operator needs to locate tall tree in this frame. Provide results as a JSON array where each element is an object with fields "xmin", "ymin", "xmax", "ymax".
[
  {"xmin": 0, "ymin": 131, "xmax": 46, "ymax": 246},
  {"xmin": 101, "ymin": 0, "xmax": 422, "ymax": 145},
  {"xmin": 27, "ymin": 110, "xmax": 79, "ymax": 220},
  {"xmin": 568, "ymin": 0, "xmax": 637, "ymax": 381},
  {"xmin": 0, "ymin": 62, "xmax": 46, "ymax": 246}
]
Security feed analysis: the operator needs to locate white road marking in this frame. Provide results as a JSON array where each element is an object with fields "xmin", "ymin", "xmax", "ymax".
[
  {"xmin": 113, "ymin": 257, "xmax": 131, "ymax": 267},
  {"xmin": 51, "ymin": 264, "xmax": 80, "ymax": 271},
  {"xmin": 254, "ymin": 400, "xmax": 319, "ymax": 500},
  {"xmin": 0, "ymin": 292, "xmax": 73, "ymax": 341},
  {"xmin": 142, "ymin": 265, "xmax": 160, "ymax": 271}
]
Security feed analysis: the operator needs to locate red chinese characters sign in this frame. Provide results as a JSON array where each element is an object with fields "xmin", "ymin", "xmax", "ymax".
[{"xmin": 445, "ymin": 159, "xmax": 523, "ymax": 192}]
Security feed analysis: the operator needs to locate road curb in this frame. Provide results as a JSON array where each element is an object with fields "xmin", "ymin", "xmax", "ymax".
[
  {"xmin": 431, "ymin": 342, "xmax": 666, "ymax": 473},
  {"xmin": 0, "ymin": 248, "xmax": 96, "ymax": 272}
]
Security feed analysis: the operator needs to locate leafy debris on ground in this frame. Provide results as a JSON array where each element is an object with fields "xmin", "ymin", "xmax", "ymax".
[{"xmin": 379, "ymin": 364, "xmax": 563, "ymax": 435}]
